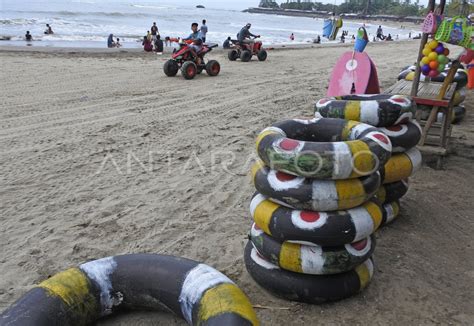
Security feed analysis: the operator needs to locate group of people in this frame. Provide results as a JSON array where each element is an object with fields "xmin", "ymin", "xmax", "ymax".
[
  {"xmin": 24, "ymin": 24, "xmax": 54, "ymax": 41},
  {"xmin": 376, "ymin": 25, "xmax": 385, "ymax": 40},
  {"xmin": 107, "ymin": 34, "xmax": 121, "ymax": 48},
  {"xmin": 142, "ymin": 21, "xmax": 162, "ymax": 52},
  {"xmin": 141, "ymin": 19, "xmax": 209, "ymax": 53},
  {"xmin": 340, "ymin": 30, "xmax": 350, "ymax": 43}
]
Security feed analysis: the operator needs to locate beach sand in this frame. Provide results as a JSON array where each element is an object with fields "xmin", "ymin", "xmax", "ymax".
[{"xmin": 1, "ymin": 41, "xmax": 473, "ymax": 325}]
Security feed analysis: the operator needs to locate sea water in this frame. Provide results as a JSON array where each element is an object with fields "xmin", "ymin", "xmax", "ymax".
[{"xmin": 0, "ymin": 0, "xmax": 416, "ymax": 48}]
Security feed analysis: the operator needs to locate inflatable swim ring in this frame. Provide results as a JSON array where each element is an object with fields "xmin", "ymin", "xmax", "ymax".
[
  {"xmin": 449, "ymin": 106, "xmax": 466, "ymax": 124},
  {"xmin": 381, "ymin": 201, "xmax": 400, "ymax": 225},
  {"xmin": 452, "ymin": 89, "xmax": 466, "ymax": 106},
  {"xmin": 0, "ymin": 254, "xmax": 259, "ymax": 326},
  {"xmin": 252, "ymin": 161, "xmax": 381, "ymax": 211},
  {"xmin": 397, "ymin": 65, "xmax": 416, "ymax": 81},
  {"xmin": 418, "ymin": 105, "xmax": 466, "ymax": 124},
  {"xmin": 379, "ymin": 121, "xmax": 422, "ymax": 153},
  {"xmin": 250, "ymin": 193, "xmax": 382, "ymax": 246},
  {"xmin": 381, "ymin": 148, "xmax": 422, "ymax": 184},
  {"xmin": 256, "ymin": 117, "xmax": 392, "ymax": 179},
  {"xmin": 249, "ymin": 223, "xmax": 375, "ymax": 275},
  {"xmin": 398, "ymin": 66, "xmax": 468, "ymax": 90},
  {"xmin": 375, "ymin": 179, "xmax": 409, "ymax": 204},
  {"xmin": 315, "ymin": 94, "xmax": 416, "ymax": 127},
  {"xmin": 244, "ymin": 242, "xmax": 374, "ymax": 304}
]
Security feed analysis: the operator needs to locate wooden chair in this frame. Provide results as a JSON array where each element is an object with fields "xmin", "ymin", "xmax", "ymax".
[{"xmin": 384, "ymin": 0, "xmax": 467, "ymax": 168}]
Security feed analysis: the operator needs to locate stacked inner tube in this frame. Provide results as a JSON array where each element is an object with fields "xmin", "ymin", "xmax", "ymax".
[
  {"xmin": 0, "ymin": 254, "xmax": 259, "ymax": 326},
  {"xmin": 245, "ymin": 117, "xmax": 393, "ymax": 303},
  {"xmin": 315, "ymin": 94, "xmax": 422, "ymax": 226},
  {"xmin": 398, "ymin": 64, "xmax": 468, "ymax": 124}
]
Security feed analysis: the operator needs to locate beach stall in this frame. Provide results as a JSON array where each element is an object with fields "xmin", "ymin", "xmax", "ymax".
[{"xmin": 384, "ymin": 0, "xmax": 473, "ymax": 168}]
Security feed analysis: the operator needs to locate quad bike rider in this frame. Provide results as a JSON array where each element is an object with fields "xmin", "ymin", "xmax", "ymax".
[
  {"xmin": 228, "ymin": 23, "xmax": 267, "ymax": 62},
  {"xmin": 163, "ymin": 22, "xmax": 220, "ymax": 80}
]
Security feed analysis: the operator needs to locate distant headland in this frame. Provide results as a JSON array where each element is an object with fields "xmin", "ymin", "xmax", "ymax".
[{"xmin": 242, "ymin": 7, "xmax": 424, "ymax": 24}]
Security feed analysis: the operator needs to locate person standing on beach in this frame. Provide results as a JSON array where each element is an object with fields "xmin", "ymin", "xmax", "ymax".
[
  {"xmin": 376, "ymin": 25, "xmax": 385, "ymax": 41},
  {"xmin": 200, "ymin": 19, "xmax": 208, "ymax": 43},
  {"xmin": 151, "ymin": 22, "xmax": 159, "ymax": 42}
]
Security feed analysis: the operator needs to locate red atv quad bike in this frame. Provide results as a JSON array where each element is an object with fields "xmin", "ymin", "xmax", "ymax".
[
  {"xmin": 163, "ymin": 40, "xmax": 220, "ymax": 80},
  {"xmin": 228, "ymin": 37, "xmax": 267, "ymax": 62}
]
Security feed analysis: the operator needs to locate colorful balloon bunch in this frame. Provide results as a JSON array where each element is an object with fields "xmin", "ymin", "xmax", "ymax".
[{"xmin": 421, "ymin": 40, "xmax": 450, "ymax": 77}]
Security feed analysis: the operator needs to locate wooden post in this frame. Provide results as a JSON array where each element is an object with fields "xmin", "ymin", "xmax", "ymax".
[{"xmin": 410, "ymin": 0, "xmax": 438, "ymax": 97}]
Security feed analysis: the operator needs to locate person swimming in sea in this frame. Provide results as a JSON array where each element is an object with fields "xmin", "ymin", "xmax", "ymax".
[
  {"xmin": 44, "ymin": 24, "xmax": 53, "ymax": 35},
  {"xmin": 25, "ymin": 31, "xmax": 32, "ymax": 42}
]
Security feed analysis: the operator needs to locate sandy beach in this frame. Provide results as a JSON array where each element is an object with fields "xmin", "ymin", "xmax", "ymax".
[{"xmin": 1, "ymin": 40, "xmax": 473, "ymax": 325}]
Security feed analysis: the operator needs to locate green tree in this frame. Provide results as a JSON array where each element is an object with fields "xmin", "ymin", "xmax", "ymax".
[{"xmin": 259, "ymin": 0, "xmax": 279, "ymax": 8}]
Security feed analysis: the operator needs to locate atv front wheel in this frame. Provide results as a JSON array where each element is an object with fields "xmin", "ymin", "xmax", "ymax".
[
  {"xmin": 206, "ymin": 60, "xmax": 221, "ymax": 76},
  {"xmin": 228, "ymin": 49, "xmax": 239, "ymax": 61},
  {"xmin": 240, "ymin": 50, "xmax": 252, "ymax": 62},
  {"xmin": 181, "ymin": 61, "xmax": 197, "ymax": 80},
  {"xmin": 257, "ymin": 49, "xmax": 267, "ymax": 61},
  {"xmin": 163, "ymin": 60, "xmax": 179, "ymax": 77}
]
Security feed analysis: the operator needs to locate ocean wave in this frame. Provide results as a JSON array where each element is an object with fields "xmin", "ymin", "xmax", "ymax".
[
  {"xmin": 2, "ymin": 10, "xmax": 152, "ymax": 18},
  {"xmin": 131, "ymin": 4, "xmax": 176, "ymax": 10},
  {"xmin": 0, "ymin": 18, "xmax": 37, "ymax": 25},
  {"xmin": 57, "ymin": 10, "xmax": 150, "ymax": 18}
]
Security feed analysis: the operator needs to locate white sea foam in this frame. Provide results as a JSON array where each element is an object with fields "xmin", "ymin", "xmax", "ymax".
[{"xmin": 0, "ymin": 0, "xmax": 417, "ymax": 48}]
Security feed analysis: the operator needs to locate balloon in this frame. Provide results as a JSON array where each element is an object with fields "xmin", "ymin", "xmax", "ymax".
[
  {"xmin": 422, "ymin": 48, "xmax": 431, "ymax": 56},
  {"xmin": 429, "ymin": 61, "xmax": 439, "ymax": 69},
  {"xmin": 438, "ymin": 54, "xmax": 447, "ymax": 64},
  {"xmin": 437, "ymin": 64, "xmax": 446, "ymax": 72},
  {"xmin": 421, "ymin": 56, "xmax": 431, "ymax": 64},
  {"xmin": 421, "ymin": 64, "xmax": 431, "ymax": 74},
  {"xmin": 435, "ymin": 45, "xmax": 444, "ymax": 54},
  {"xmin": 428, "ymin": 40, "xmax": 439, "ymax": 49},
  {"xmin": 444, "ymin": 48, "xmax": 450, "ymax": 56},
  {"xmin": 428, "ymin": 52, "xmax": 438, "ymax": 61},
  {"xmin": 428, "ymin": 69, "xmax": 439, "ymax": 78}
]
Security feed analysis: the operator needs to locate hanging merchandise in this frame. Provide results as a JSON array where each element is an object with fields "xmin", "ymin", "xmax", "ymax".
[
  {"xmin": 435, "ymin": 16, "xmax": 473, "ymax": 49},
  {"xmin": 420, "ymin": 40, "xmax": 450, "ymax": 77}
]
